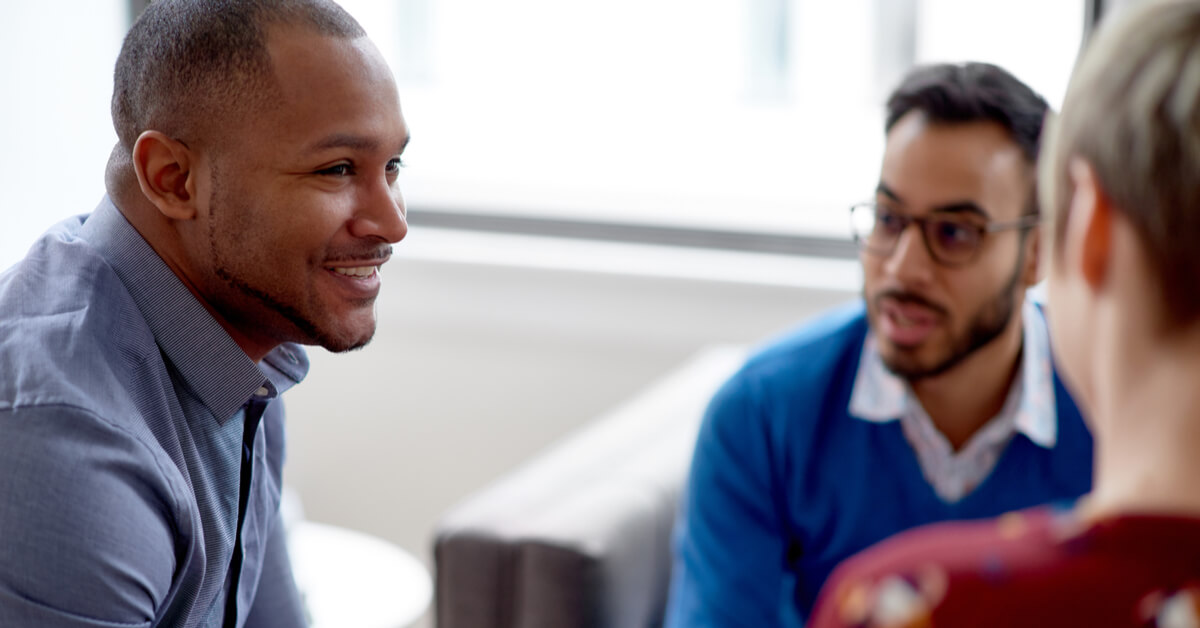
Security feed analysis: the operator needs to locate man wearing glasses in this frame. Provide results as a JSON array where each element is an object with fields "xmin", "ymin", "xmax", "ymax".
[{"xmin": 665, "ymin": 62, "xmax": 1092, "ymax": 627}]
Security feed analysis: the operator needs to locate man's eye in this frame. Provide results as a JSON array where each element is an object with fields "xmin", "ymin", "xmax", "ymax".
[
  {"xmin": 317, "ymin": 164, "xmax": 353, "ymax": 176},
  {"xmin": 877, "ymin": 212, "xmax": 906, "ymax": 234},
  {"xmin": 933, "ymin": 220, "xmax": 979, "ymax": 248},
  {"xmin": 385, "ymin": 158, "xmax": 405, "ymax": 174}
]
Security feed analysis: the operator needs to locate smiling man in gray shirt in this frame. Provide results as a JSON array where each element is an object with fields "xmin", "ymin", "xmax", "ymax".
[{"xmin": 0, "ymin": 1, "xmax": 409, "ymax": 626}]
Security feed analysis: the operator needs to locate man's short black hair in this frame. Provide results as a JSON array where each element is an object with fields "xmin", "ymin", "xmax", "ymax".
[
  {"xmin": 111, "ymin": 0, "xmax": 365, "ymax": 153},
  {"xmin": 885, "ymin": 62, "xmax": 1049, "ymax": 164}
]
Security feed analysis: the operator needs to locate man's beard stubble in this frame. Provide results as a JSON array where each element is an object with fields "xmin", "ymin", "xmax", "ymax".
[
  {"xmin": 871, "ymin": 247, "xmax": 1027, "ymax": 382},
  {"xmin": 213, "ymin": 260, "xmax": 375, "ymax": 354},
  {"xmin": 206, "ymin": 179, "xmax": 376, "ymax": 354}
]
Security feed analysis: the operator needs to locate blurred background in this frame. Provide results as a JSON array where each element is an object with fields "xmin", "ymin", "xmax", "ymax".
[{"xmin": 0, "ymin": 1, "xmax": 1098, "ymax": 625}]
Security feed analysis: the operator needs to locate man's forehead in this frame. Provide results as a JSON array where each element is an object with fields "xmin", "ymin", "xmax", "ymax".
[
  {"xmin": 266, "ymin": 28, "xmax": 384, "ymax": 91},
  {"xmin": 884, "ymin": 113, "xmax": 1027, "ymax": 164},
  {"xmin": 880, "ymin": 113, "xmax": 1033, "ymax": 215},
  {"xmin": 251, "ymin": 27, "xmax": 404, "ymax": 145}
]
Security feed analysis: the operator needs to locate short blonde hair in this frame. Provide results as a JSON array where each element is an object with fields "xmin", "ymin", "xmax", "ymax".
[{"xmin": 1041, "ymin": 0, "xmax": 1200, "ymax": 328}]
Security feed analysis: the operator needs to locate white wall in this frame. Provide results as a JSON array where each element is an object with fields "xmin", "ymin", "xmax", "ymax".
[
  {"xmin": 0, "ymin": 1, "xmax": 124, "ymax": 271},
  {"xmin": 281, "ymin": 239, "xmax": 856, "ymax": 628},
  {"xmin": 281, "ymin": 240, "xmax": 857, "ymax": 569}
]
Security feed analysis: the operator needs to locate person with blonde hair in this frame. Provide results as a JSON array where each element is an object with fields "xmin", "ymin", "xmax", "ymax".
[{"xmin": 810, "ymin": 1, "xmax": 1200, "ymax": 625}]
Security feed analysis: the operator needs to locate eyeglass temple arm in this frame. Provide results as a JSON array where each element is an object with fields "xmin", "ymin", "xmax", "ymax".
[{"xmin": 986, "ymin": 213, "xmax": 1044, "ymax": 232}]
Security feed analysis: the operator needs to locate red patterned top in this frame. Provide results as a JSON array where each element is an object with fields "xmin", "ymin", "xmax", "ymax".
[{"xmin": 810, "ymin": 506, "xmax": 1200, "ymax": 628}]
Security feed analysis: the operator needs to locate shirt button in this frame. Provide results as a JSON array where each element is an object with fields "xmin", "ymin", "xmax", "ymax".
[{"xmin": 256, "ymin": 386, "xmax": 270, "ymax": 397}]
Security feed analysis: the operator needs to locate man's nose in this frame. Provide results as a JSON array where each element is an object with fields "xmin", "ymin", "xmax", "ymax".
[
  {"xmin": 350, "ymin": 179, "xmax": 408, "ymax": 244},
  {"xmin": 883, "ymin": 223, "xmax": 935, "ymax": 285}
]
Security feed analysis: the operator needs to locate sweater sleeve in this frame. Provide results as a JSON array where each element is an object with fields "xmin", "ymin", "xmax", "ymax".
[
  {"xmin": 664, "ymin": 370, "xmax": 793, "ymax": 628},
  {"xmin": 0, "ymin": 405, "xmax": 180, "ymax": 627}
]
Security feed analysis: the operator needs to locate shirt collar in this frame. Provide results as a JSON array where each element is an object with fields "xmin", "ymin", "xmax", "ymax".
[
  {"xmin": 848, "ymin": 298, "xmax": 1057, "ymax": 448},
  {"xmin": 78, "ymin": 197, "xmax": 309, "ymax": 423}
]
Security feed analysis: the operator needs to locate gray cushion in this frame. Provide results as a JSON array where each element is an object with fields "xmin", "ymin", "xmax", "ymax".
[{"xmin": 434, "ymin": 346, "xmax": 745, "ymax": 628}]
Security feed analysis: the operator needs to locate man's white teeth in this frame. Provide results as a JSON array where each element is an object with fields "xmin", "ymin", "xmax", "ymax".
[{"xmin": 332, "ymin": 266, "xmax": 377, "ymax": 277}]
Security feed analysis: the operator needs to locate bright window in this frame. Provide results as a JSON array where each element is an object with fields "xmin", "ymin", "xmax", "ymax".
[
  {"xmin": 0, "ymin": 1, "xmax": 1086, "ymax": 272},
  {"xmin": 340, "ymin": 0, "xmax": 1085, "ymax": 238}
]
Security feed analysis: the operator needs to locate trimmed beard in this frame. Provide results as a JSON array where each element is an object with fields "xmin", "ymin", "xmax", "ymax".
[
  {"xmin": 872, "ymin": 243, "xmax": 1027, "ymax": 381},
  {"xmin": 206, "ymin": 170, "xmax": 374, "ymax": 354}
]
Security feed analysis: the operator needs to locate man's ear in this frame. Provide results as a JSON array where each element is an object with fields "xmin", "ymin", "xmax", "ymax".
[
  {"xmin": 1021, "ymin": 221, "xmax": 1042, "ymax": 288},
  {"xmin": 131, "ymin": 131, "xmax": 198, "ymax": 221},
  {"xmin": 1065, "ymin": 158, "xmax": 1112, "ymax": 290}
]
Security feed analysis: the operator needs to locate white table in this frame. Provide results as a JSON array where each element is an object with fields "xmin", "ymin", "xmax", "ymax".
[{"xmin": 288, "ymin": 521, "xmax": 432, "ymax": 628}]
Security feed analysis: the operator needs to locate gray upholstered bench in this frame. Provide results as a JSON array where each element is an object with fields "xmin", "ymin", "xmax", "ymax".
[{"xmin": 433, "ymin": 346, "xmax": 745, "ymax": 628}]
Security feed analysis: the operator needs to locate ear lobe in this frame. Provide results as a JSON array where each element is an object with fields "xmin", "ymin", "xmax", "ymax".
[
  {"xmin": 1066, "ymin": 158, "xmax": 1112, "ymax": 289},
  {"xmin": 132, "ymin": 131, "xmax": 198, "ymax": 221}
]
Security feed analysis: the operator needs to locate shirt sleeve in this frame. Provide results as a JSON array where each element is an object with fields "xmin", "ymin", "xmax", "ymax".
[
  {"xmin": 243, "ymin": 508, "xmax": 308, "ymax": 628},
  {"xmin": 0, "ymin": 405, "xmax": 180, "ymax": 628},
  {"xmin": 664, "ymin": 372, "xmax": 794, "ymax": 628}
]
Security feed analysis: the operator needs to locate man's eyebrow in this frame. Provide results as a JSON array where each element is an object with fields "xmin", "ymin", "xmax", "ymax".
[
  {"xmin": 930, "ymin": 201, "xmax": 991, "ymax": 219},
  {"xmin": 876, "ymin": 183, "xmax": 991, "ymax": 219},
  {"xmin": 307, "ymin": 134, "xmax": 379, "ymax": 153},
  {"xmin": 876, "ymin": 183, "xmax": 901, "ymax": 203},
  {"xmin": 307, "ymin": 133, "xmax": 411, "ymax": 154}
]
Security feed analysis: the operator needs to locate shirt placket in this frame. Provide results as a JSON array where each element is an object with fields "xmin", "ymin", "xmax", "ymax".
[{"xmin": 221, "ymin": 386, "xmax": 272, "ymax": 628}]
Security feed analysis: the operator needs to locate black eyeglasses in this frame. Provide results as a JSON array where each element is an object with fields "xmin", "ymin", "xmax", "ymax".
[{"xmin": 849, "ymin": 202, "xmax": 1041, "ymax": 267}]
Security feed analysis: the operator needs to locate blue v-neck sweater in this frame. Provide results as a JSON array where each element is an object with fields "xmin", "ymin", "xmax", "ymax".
[{"xmin": 666, "ymin": 301, "xmax": 1093, "ymax": 627}]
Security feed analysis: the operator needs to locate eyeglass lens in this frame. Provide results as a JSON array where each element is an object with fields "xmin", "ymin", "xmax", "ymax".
[{"xmin": 851, "ymin": 205, "xmax": 984, "ymax": 265}]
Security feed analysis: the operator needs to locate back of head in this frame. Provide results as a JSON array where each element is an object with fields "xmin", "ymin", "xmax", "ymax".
[
  {"xmin": 109, "ymin": 0, "xmax": 365, "ymax": 180},
  {"xmin": 1042, "ymin": 0, "xmax": 1200, "ymax": 329}
]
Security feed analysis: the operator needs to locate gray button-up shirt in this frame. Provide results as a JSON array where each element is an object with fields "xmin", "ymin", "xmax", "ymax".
[{"xmin": 0, "ymin": 197, "xmax": 309, "ymax": 627}]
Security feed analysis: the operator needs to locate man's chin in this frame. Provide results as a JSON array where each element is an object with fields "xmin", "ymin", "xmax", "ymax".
[
  {"xmin": 323, "ymin": 339, "xmax": 372, "ymax": 353},
  {"xmin": 878, "ymin": 344, "xmax": 948, "ymax": 381},
  {"xmin": 313, "ymin": 325, "xmax": 376, "ymax": 353},
  {"xmin": 286, "ymin": 312, "xmax": 377, "ymax": 353},
  {"xmin": 302, "ymin": 304, "xmax": 379, "ymax": 352}
]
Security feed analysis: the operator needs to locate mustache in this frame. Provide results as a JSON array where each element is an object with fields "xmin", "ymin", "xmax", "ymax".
[
  {"xmin": 324, "ymin": 245, "xmax": 393, "ymax": 264},
  {"xmin": 874, "ymin": 289, "xmax": 949, "ymax": 317}
]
